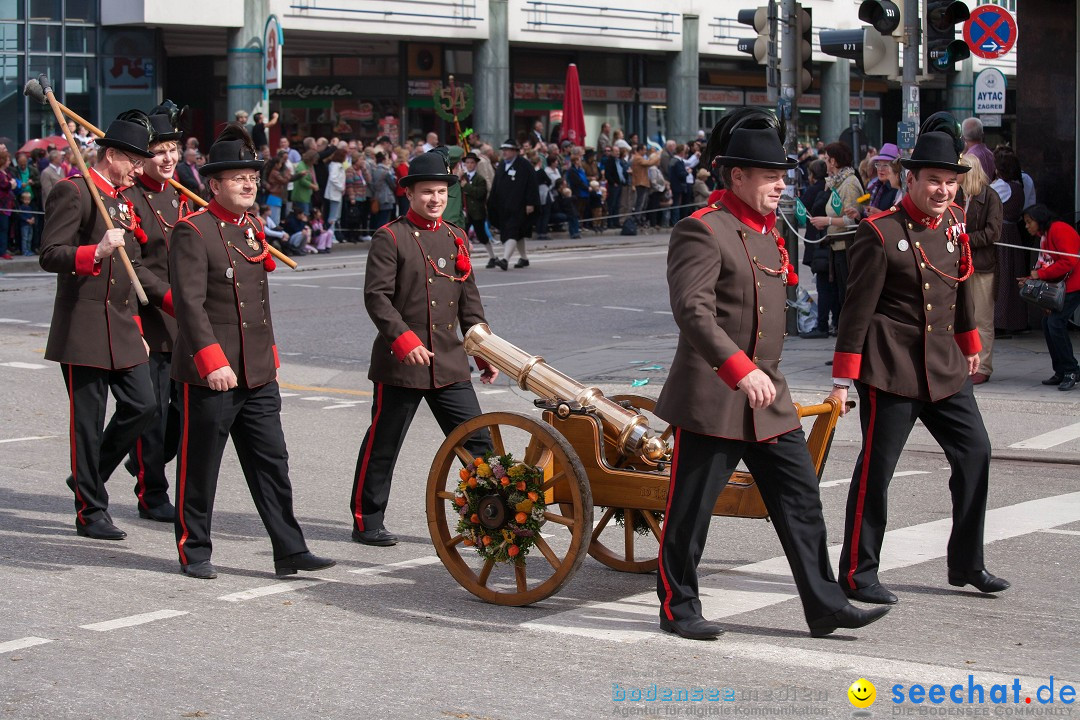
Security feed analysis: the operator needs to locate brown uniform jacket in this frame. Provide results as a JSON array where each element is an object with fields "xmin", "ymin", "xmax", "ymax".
[
  {"xmin": 121, "ymin": 176, "xmax": 187, "ymax": 352},
  {"xmin": 654, "ymin": 192, "xmax": 799, "ymax": 442},
  {"xmin": 365, "ymin": 211, "xmax": 486, "ymax": 389},
  {"xmin": 832, "ymin": 195, "xmax": 981, "ymax": 401},
  {"xmin": 169, "ymin": 200, "xmax": 279, "ymax": 389},
  {"xmin": 39, "ymin": 170, "xmax": 170, "ymax": 370}
]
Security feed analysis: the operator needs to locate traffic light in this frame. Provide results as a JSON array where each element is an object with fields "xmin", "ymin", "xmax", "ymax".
[
  {"xmin": 793, "ymin": 4, "xmax": 813, "ymax": 94},
  {"xmin": 736, "ymin": 6, "xmax": 770, "ymax": 65},
  {"xmin": 925, "ymin": 0, "xmax": 970, "ymax": 73},
  {"xmin": 819, "ymin": 27, "xmax": 899, "ymax": 76},
  {"xmin": 858, "ymin": 0, "xmax": 901, "ymax": 35}
]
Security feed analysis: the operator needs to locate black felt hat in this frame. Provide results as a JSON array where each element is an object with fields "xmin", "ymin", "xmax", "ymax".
[
  {"xmin": 714, "ymin": 127, "xmax": 797, "ymax": 170},
  {"xmin": 96, "ymin": 110, "xmax": 154, "ymax": 159},
  {"xmin": 147, "ymin": 100, "xmax": 184, "ymax": 143},
  {"xmin": 398, "ymin": 148, "xmax": 457, "ymax": 187},
  {"xmin": 199, "ymin": 123, "xmax": 264, "ymax": 176},
  {"xmin": 900, "ymin": 131, "xmax": 970, "ymax": 173}
]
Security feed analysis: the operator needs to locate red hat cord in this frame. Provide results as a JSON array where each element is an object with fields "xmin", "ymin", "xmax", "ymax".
[
  {"xmin": 918, "ymin": 232, "xmax": 973, "ymax": 283},
  {"xmin": 747, "ymin": 230, "xmax": 799, "ymax": 287}
]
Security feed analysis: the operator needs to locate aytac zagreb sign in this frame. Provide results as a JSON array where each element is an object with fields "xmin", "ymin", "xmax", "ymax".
[{"xmin": 974, "ymin": 68, "xmax": 1006, "ymax": 115}]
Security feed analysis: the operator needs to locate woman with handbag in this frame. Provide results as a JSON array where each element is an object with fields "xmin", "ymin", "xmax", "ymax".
[
  {"xmin": 958, "ymin": 154, "xmax": 1003, "ymax": 384},
  {"xmin": 1021, "ymin": 204, "xmax": 1080, "ymax": 391},
  {"xmin": 809, "ymin": 142, "xmax": 863, "ymax": 318}
]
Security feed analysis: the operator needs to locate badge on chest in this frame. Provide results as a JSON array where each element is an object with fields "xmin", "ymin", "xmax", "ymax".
[{"xmin": 245, "ymin": 227, "xmax": 260, "ymax": 251}]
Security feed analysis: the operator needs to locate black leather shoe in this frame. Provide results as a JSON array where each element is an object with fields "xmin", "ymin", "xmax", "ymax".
[
  {"xmin": 275, "ymin": 551, "xmax": 336, "ymax": 576},
  {"xmin": 1059, "ymin": 373, "xmax": 1078, "ymax": 391},
  {"xmin": 948, "ymin": 569, "xmax": 1010, "ymax": 593},
  {"xmin": 352, "ymin": 528, "xmax": 398, "ymax": 546},
  {"xmin": 76, "ymin": 518, "xmax": 127, "ymax": 540},
  {"xmin": 843, "ymin": 583, "xmax": 898, "ymax": 604},
  {"xmin": 808, "ymin": 604, "xmax": 890, "ymax": 638},
  {"xmin": 181, "ymin": 561, "xmax": 218, "ymax": 579},
  {"xmin": 485, "ymin": 258, "xmax": 497, "ymax": 269},
  {"xmin": 514, "ymin": 258, "xmax": 530, "ymax": 269},
  {"xmin": 799, "ymin": 330, "xmax": 829, "ymax": 339},
  {"xmin": 1041, "ymin": 374, "xmax": 1063, "ymax": 386},
  {"xmin": 138, "ymin": 502, "xmax": 175, "ymax": 523},
  {"xmin": 496, "ymin": 259, "xmax": 509, "ymax": 271},
  {"xmin": 659, "ymin": 615, "xmax": 723, "ymax": 640}
]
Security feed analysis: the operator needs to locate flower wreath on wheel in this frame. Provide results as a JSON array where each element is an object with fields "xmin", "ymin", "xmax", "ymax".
[{"xmin": 455, "ymin": 453, "xmax": 547, "ymax": 563}]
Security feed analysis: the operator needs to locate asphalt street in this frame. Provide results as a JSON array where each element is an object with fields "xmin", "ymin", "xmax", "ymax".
[{"xmin": 1, "ymin": 235, "xmax": 1078, "ymax": 719}]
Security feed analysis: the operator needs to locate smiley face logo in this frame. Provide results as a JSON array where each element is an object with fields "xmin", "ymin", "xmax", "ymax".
[{"xmin": 848, "ymin": 678, "xmax": 876, "ymax": 709}]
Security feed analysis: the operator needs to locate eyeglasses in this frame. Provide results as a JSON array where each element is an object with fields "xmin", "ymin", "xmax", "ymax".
[
  {"xmin": 221, "ymin": 175, "xmax": 261, "ymax": 186},
  {"xmin": 122, "ymin": 153, "xmax": 146, "ymax": 168}
]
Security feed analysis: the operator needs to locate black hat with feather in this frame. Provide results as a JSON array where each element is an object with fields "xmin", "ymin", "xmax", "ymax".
[{"xmin": 199, "ymin": 123, "xmax": 264, "ymax": 176}]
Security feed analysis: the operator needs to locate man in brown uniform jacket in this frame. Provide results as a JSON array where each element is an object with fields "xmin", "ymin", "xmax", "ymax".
[
  {"xmin": 828, "ymin": 122, "xmax": 1009, "ymax": 604},
  {"xmin": 40, "ymin": 113, "xmax": 170, "ymax": 541},
  {"xmin": 120, "ymin": 103, "xmax": 187, "ymax": 522},
  {"xmin": 350, "ymin": 149, "xmax": 498, "ymax": 546},
  {"xmin": 169, "ymin": 124, "xmax": 334, "ymax": 579},
  {"xmin": 654, "ymin": 111, "xmax": 889, "ymax": 640}
]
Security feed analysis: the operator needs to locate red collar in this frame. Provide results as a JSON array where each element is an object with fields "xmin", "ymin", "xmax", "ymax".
[
  {"xmin": 406, "ymin": 208, "xmax": 442, "ymax": 231},
  {"xmin": 89, "ymin": 167, "xmax": 121, "ymax": 199},
  {"xmin": 207, "ymin": 199, "xmax": 247, "ymax": 225},
  {"xmin": 901, "ymin": 194, "xmax": 942, "ymax": 229},
  {"xmin": 715, "ymin": 189, "xmax": 776, "ymax": 233},
  {"xmin": 138, "ymin": 175, "xmax": 168, "ymax": 193}
]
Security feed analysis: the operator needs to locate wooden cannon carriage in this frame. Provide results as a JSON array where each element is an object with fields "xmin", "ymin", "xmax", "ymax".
[{"xmin": 426, "ymin": 324, "xmax": 845, "ymax": 606}]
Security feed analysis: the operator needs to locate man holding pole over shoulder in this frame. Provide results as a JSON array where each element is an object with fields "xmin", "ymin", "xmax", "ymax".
[
  {"xmin": 828, "ymin": 116, "xmax": 1008, "ymax": 605},
  {"xmin": 654, "ymin": 109, "xmax": 889, "ymax": 640},
  {"xmin": 119, "ymin": 102, "xmax": 188, "ymax": 522},
  {"xmin": 168, "ymin": 124, "xmax": 333, "ymax": 579},
  {"xmin": 40, "ymin": 112, "xmax": 171, "ymax": 540}
]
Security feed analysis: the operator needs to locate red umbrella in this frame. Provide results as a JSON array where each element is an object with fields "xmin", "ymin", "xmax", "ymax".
[
  {"xmin": 559, "ymin": 63, "xmax": 586, "ymax": 147},
  {"xmin": 18, "ymin": 135, "xmax": 69, "ymax": 154}
]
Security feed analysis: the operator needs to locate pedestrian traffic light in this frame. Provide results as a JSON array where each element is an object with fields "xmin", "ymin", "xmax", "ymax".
[
  {"xmin": 793, "ymin": 4, "xmax": 813, "ymax": 94},
  {"xmin": 858, "ymin": 0, "xmax": 901, "ymax": 35},
  {"xmin": 819, "ymin": 27, "xmax": 899, "ymax": 76},
  {"xmin": 736, "ymin": 6, "xmax": 770, "ymax": 65},
  {"xmin": 925, "ymin": 0, "xmax": 971, "ymax": 73}
]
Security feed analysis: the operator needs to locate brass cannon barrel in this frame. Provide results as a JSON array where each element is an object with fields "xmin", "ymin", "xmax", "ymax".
[{"xmin": 464, "ymin": 323, "xmax": 668, "ymax": 461}]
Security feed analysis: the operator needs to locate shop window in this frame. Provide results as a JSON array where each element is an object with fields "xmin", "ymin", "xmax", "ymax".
[
  {"xmin": 362, "ymin": 55, "xmax": 398, "ymax": 76},
  {"xmin": 28, "ymin": 0, "xmax": 59, "ymax": 20},
  {"xmin": 445, "ymin": 48, "xmax": 472, "ymax": 76},
  {"xmin": 283, "ymin": 56, "xmax": 332, "ymax": 77},
  {"xmin": 0, "ymin": 21, "xmax": 23, "ymax": 51},
  {"xmin": 64, "ymin": 25, "xmax": 93, "ymax": 54},
  {"xmin": 0, "ymin": 0, "xmax": 24, "ymax": 20},
  {"xmin": 28, "ymin": 22, "xmax": 60, "ymax": 52},
  {"xmin": 333, "ymin": 56, "xmax": 361, "ymax": 75},
  {"xmin": 511, "ymin": 50, "xmax": 573, "ymax": 81},
  {"xmin": 0, "ymin": 52, "xmax": 21, "ymax": 143},
  {"xmin": 66, "ymin": 0, "xmax": 95, "ymax": 22},
  {"xmin": 26, "ymin": 54, "xmax": 60, "ymax": 137},
  {"xmin": 64, "ymin": 56, "xmax": 95, "ymax": 123}
]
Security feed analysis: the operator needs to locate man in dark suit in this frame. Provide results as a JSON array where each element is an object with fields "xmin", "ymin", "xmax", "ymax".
[
  {"xmin": 601, "ymin": 145, "xmax": 626, "ymax": 228},
  {"xmin": 169, "ymin": 124, "xmax": 333, "ymax": 579},
  {"xmin": 654, "ymin": 109, "xmax": 889, "ymax": 640},
  {"xmin": 349, "ymin": 149, "xmax": 499, "ymax": 546},
  {"xmin": 39, "ymin": 113, "xmax": 171, "ymax": 540},
  {"xmin": 461, "ymin": 152, "xmax": 494, "ymax": 267},
  {"xmin": 175, "ymin": 148, "xmax": 204, "ymax": 197},
  {"xmin": 487, "ymin": 140, "xmax": 539, "ymax": 270},
  {"xmin": 828, "ymin": 117, "xmax": 1009, "ymax": 604}
]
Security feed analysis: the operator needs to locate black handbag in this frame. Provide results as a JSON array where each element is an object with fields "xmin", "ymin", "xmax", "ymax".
[{"xmin": 1019, "ymin": 277, "xmax": 1066, "ymax": 312}]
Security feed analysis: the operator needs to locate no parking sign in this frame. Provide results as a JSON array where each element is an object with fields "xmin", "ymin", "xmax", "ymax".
[{"xmin": 963, "ymin": 5, "xmax": 1017, "ymax": 60}]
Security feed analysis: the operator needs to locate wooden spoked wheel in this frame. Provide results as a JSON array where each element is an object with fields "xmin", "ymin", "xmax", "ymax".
[
  {"xmin": 426, "ymin": 412, "xmax": 592, "ymax": 606},
  {"xmin": 586, "ymin": 394, "xmax": 669, "ymax": 574}
]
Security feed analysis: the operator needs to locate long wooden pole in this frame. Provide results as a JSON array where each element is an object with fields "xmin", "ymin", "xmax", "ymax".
[
  {"xmin": 45, "ymin": 97, "xmax": 298, "ymax": 270},
  {"xmin": 38, "ymin": 79, "xmax": 149, "ymax": 305}
]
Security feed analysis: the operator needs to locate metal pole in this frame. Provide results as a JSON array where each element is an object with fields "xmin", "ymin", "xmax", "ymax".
[
  {"xmin": 780, "ymin": 0, "xmax": 799, "ymax": 335},
  {"xmin": 900, "ymin": 0, "xmax": 921, "ymax": 159}
]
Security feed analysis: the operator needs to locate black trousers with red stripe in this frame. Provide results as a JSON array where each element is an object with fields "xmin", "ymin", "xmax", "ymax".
[
  {"xmin": 350, "ymin": 381, "xmax": 490, "ymax": 533},
  {"xmin": 839, "ymin": 380, "xmax": 991, "ymax": 591},
  {"xmin": 174, "ymin": 381, "xmax": 308, "ymax": 565},
  {"xmin": 62, "ymin": 363, "xmax": 156, "ymax": 526},
  {"xmin": 657, "ymin": 426, "xmax": 849, "ymax": 627},
  {"xmin": 126, "ymin": 351, "xmax": 179, "ymax": 511}
]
